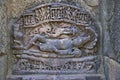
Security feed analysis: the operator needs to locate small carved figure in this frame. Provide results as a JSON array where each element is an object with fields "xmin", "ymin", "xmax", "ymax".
[{"xmin": 13, "ymin": 24, "xmax": 24, "ymax": 50}]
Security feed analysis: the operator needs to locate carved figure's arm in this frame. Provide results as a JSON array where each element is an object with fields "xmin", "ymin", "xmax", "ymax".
[{"xmin": 13, "ymin": 40, "xmax": 24, "ymax": 50}]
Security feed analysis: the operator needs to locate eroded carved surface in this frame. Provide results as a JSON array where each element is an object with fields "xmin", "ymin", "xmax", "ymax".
[{"xmin": 12, "ymin": 3, "xmax": 99, "ymax": 74}]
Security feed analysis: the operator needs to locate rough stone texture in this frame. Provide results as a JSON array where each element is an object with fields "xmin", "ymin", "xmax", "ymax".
[
  {"xmin": 77, "ymin": 0, "xmax": 99, "ymax": 18},
  {"xmin": 0, "ymin": 0, "xmax": 10, "ymax": 80},
  {"xmin": 0, "ymin": 0, "xmax": 8, "ymax": 55},
  {"xmin": 109, "ymin": 0, "xmax": 120, "ymax": 62},
  {"xmin": 0, "ymin": 56, "xmax": 7, "ymax": 80},
  {"xmin": 105, "ymin": 57, "xmax": 120, "ymax": 80},
  {"xmin": 83, "ymin": 0, "xmax": 99, "ymax": 7},
  {"xmin": 105, "ymin": 0, "xmax": 115, "ymax": 59}
]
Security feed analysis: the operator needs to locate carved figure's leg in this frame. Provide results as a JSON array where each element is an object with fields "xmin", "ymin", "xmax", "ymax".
[
  {"xmin": 25, "ymin": 34, "xmax": 46, "ymax": 49},
  {"xmin": 56, "ymin": 49, "xmax": 72, "ymax": 54},
  {"xmin": 38, "ymin": 43, "xmax": 58, "ymax": 53}
]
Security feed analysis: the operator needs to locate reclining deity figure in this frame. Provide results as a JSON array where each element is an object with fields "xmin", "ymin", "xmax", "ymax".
[{"xmin": 24, "ymin": 25, "xmax": 91, "ymax": 55}]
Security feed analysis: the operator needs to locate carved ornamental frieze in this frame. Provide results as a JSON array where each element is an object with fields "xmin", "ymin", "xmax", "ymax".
[{"xmin": 12, "ymin": 3, "xmax": 99, "ymax": 74}]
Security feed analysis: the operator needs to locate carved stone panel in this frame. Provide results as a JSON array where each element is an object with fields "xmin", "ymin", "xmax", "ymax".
[{"xmin": 12, "ymin": 2, "xmax": 100, "ymax": 75}]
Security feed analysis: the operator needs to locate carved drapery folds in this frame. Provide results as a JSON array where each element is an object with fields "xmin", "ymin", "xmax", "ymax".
[{"xmin": 12, "ymin": 3, "xmax": 99, "ymax": 74}]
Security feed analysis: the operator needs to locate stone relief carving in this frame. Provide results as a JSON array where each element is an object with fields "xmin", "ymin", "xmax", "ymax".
[
  {"xmin": 12, "ymin": 3, "xmax": 99, "ymax": 74},
  {"xmin": 13, "ymin": 56, "xmax": 98, "ymax": 74}
]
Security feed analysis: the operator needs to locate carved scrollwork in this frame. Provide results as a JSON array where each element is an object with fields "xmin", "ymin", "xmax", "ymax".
[{"xmin": 13, "ymin": 56, "xmax": 98, "ymax": 74}]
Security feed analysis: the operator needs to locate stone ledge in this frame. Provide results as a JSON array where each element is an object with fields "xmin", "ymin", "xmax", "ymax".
[{"xmin": 7, "ymin": 74, "xmax": 105, "ymax": 80}]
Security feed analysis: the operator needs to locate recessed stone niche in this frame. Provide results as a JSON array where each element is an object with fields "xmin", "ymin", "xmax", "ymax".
[{"xmin": 7, "ymin": 1, "xmax": 105, "ymax": 80}]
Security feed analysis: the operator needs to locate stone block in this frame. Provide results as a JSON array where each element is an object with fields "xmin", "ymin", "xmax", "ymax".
[{"xmin": 7, "ymin": 74, "xmax": 105, "ymax": 80}]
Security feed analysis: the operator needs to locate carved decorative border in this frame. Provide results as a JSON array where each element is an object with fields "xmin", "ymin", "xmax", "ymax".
[{"xmin": 17, "ymin": 3, "xmax": 92, "ymax": 28}]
